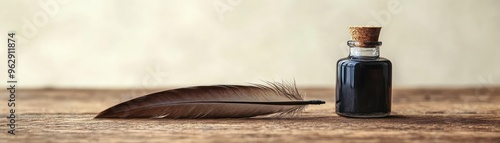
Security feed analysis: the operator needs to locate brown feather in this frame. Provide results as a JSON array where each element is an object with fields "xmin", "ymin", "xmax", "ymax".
[{"xmin": 95, "ymin": 81, "xmax": 325, "ymax": 118}]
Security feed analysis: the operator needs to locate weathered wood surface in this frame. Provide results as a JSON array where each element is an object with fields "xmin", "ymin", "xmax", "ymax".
[{"xmin": 2, "ymin": 87, "xmax": 500, "ymax": 142}]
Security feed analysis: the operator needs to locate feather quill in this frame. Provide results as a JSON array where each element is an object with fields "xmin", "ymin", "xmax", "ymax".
[{"xmin": 95, "ymin": 81, "xmax": 325, "ymax": 118}]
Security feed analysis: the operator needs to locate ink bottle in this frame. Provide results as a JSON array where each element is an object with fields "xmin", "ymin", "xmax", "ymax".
[{"xmin": 336, "ymin": 27, "xmax": 392, "ymax": 118}]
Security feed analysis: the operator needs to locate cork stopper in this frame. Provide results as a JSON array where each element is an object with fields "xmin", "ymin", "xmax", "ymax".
[{"xmin": 349, "ymin": 26, "xmax": 381, "ymax": 44}]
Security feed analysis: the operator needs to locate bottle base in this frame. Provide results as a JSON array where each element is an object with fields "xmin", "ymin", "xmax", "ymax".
[{"xmin": 336, "ymin": 112, "xmax": 390, "ymax": 118}]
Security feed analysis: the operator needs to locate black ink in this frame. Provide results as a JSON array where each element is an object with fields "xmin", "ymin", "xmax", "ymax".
[{"xmin": 336, "ymin": 57, "xmax": 392, "ymax": 117}]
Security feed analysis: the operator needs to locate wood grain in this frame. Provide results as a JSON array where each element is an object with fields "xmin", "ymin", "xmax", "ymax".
[{"xmin": 1, "ymin": 87, "xmax": 500, "ymax": 142}]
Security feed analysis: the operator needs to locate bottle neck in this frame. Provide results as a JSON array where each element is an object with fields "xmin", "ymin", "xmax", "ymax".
[
  {"xmin": 349, "ymin": 47, "xmax": 380, "ymax": 58},
  {"xmin": 347, "ymin": 40, "xmax": 382, "ymax": 59}
]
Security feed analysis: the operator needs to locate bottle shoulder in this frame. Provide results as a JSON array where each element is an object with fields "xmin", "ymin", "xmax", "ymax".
[{"xmin": 337, "ymin": 57, "xmax": 391, "ymax": 65}]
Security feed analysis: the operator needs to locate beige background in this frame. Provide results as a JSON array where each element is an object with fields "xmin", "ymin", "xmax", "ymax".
[{"xmin": 0, "ymin": 0, "xmax": 499, "ymax": 88}]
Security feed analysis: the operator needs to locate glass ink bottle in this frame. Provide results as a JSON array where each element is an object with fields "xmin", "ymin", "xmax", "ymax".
[{"xmin": 336, "ymin": 26, "xmax": 392, "ymax": 118}]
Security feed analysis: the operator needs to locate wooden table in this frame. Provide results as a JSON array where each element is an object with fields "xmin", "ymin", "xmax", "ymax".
[{"xmin": 2, "ymin": 87, "xmax": 500, "ymax": 142}]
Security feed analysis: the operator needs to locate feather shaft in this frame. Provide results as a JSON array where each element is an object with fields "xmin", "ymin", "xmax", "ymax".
[{"xmin": 181, "ymin": 100, "xmax": 326, "ymax": 105}]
